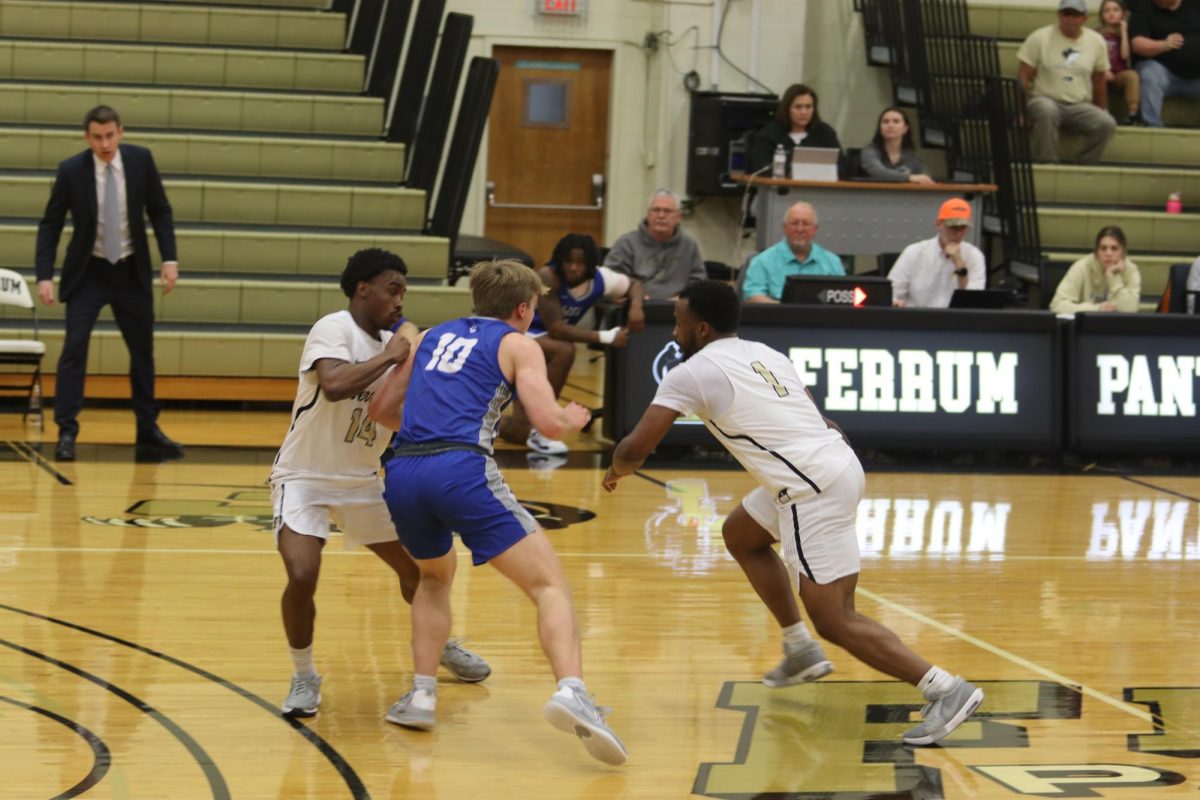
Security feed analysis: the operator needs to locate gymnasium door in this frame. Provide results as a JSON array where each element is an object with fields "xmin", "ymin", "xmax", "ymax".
[{"xmin": 484, "ymin": 46, "xmax": 612, "ymax": 266}]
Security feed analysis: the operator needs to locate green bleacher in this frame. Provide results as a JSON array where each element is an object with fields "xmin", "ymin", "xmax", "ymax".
[
  {"xmin": 0, "ymin": 0, "xmax": 472, "ymax": 386},
  {"xmin": 970, "ymin": 3, "xmax": 1200, "ymax": 306}
]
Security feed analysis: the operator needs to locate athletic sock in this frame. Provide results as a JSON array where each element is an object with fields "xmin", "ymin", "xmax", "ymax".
[
  {"xmin": 413, "ymin": 674, "xmax": 437, "ymax": 694},
  {"xmin": 781, "ymin": 621, "xmax": 813, "ymax": 649},
  {"xmin": 289, "ymin": 645, "xmax": 316, "ymax": 678},
  {"xmin": 558, "ymin": 676, "xmax": 586, "ymax": 693},
  {"xmin": 917, "ymin": 665, "xmax": 957, "ymax": 702}
]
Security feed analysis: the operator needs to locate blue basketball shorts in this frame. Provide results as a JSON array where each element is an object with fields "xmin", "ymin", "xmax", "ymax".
[{"xmin": 382, "ymin": 449, "xmax": 537, "ymax": 565}]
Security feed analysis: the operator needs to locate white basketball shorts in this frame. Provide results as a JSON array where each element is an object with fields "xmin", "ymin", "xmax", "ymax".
[
  {"xmin": 271, "ymin": 477, "xmax": 399, "ymax": 548},
  {"xmin": 741, "ymin": 458, "xmax": 865, "ymax": 585}
]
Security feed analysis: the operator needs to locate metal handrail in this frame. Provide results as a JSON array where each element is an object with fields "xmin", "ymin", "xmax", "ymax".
[{"xmin": 486, "ymin": 175, "xmax": 605, "ymax": 211}]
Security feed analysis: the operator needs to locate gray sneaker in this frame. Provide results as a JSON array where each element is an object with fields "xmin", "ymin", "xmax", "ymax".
[
  {"xmin": 903, "ymin": 678, "xmax": 984, "ymax": 746},
  {"xmin": 440, "ymin": 639, "xmax": 491, "ymax": 683},
  {"xmin": 281, "ymin": 673, "xmax": 322, "ymax": 718},
  {"xmin": 762, "ymin": 639, "xmax": 834, "ymax": 688},
  {"xmin": 543, "ymin": 685, "xmax": 628, "ymax": 765},
  {"xmin": 385, "ymin": 688, "xmax": 436, "ymax": 731}
]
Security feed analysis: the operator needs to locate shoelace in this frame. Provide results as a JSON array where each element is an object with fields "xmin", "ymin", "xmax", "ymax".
[
  {"xmin": 444, "ymin": 638, "xmax": 471, "ymax": 655},
  {"xmin": 291, "ymin": 675, "xmax": 315, "ymax": 696},
  {"xmin": 570, "ymin": 687, "xmax": 613, "ymax": 722}
]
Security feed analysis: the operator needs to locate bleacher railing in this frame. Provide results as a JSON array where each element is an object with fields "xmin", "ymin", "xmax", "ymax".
[{"xmin": 856, "ymin": 0, "xmax": 1042, "ymax": 279}]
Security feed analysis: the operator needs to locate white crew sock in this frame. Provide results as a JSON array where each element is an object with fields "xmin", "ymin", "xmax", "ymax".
[
  {"xmin": 782, "ymin": 621, "xmax": 813, "ymax": 649},
  {"xmin": 917, "ymin": 665, "xmax": 957, "ymax": 702},
  {"xmin": 557, "ymin": 676, "xmax": 586, "ymax": 693},
  {"xmin": 289, "ymin": 645, "xmax": 316, "ymax": 678},
  {"xmin": 413, "ymin": 674, "xmax": 438, "ymax": 694}
]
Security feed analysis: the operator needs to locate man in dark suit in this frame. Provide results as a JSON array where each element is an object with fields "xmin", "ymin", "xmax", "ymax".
[{"xmin": 35, "ymin": 105, "xmax": 183, "ymax": 461}]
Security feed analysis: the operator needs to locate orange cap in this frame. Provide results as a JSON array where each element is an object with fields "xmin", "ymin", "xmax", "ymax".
[{"xmin": 937, "ymin": 198, "xmax": 972, "ymax": 226}]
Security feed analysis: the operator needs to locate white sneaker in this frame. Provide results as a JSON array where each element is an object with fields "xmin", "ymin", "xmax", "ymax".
[
  {"xmin": 527, "ymin": 430, "xmax": 568, "ymax": 455},
  {"xmin": 902, "ymin": 678, "xmax": 984, "ymax": 746},
  {"xmin": 544, "ymin": 685, "xmax": 628, "ymax": 765},
  {"xmin": 762, "ymin": 640, "xmax": 834, "ymax": 688},
  {"xmin": 386, "ymin": 687, "xmax": 437, "ymax": 731},
  {"xmin": 281, "ymin": 673, "xmax": 322, "ymax": 718}
]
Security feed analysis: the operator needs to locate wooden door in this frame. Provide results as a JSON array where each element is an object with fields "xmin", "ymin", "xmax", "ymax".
[{"xmin": 485, "ymin": 46, "xmax": 611, "ymax": 266}]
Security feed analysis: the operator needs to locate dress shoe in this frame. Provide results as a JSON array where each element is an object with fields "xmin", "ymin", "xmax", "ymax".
[
  {"xmin": 135, "ymin": 427, "xmax": 184, "ymax": 454},
  {"xmin": 54, "ymin": 434, "xmax": 76, "ymax": 462}
]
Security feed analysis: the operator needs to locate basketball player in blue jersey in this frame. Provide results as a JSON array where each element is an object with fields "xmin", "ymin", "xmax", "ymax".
[
  {"xmin": 605, "ymin": 281, "xmax": 983, "ymax": 747},
  {"xmin": 497, "ymin": 233, "xmax": 645, "ymax": 455},
  {"xmin": 368, "ymin": 260, "xmax": 628, "ymax": 765},
  {"xmin": 270, "ymin": 248, "xmax": 490, "ymax": 719}
]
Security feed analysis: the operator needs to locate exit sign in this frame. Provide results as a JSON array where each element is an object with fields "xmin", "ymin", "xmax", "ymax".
[{"xmin": 537, "ymin": 0, "xmax": 586, "ymax": 16}]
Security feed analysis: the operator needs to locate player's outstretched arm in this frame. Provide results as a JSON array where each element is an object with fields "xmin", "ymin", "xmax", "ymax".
[
  {"xmin": 316, "ymin": 332, "xmax": 410, "ymax": 402},
  {"xmin": 368, "ymin": 330, "xmax": 425, "ymax": 429},
  {"xmin": 504, "ymin": 333, "xmax": 590, "ymax": 439},
  {"xmin": 603, "ymin": 404, "xmax": 679, "ymax": 492}
]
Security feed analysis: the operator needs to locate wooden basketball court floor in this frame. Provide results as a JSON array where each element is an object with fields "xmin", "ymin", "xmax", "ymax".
[{"xmin": 0, "ymin": 397, "xmax": 1198, "ymax": 798}]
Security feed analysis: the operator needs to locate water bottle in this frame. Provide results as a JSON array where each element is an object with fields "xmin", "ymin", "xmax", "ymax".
[
  {"xmin": 1166, "ymin": 192, "xmax": 1182, "ymax": 214},
  {"xmin": 772, "ymin": 144, "xmax": 787, "ymax": 179}
]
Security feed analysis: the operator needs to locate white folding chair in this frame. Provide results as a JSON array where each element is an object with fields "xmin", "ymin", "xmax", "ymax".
[{"xmin": 0, "ymin": 269, "xmax": 46, "ymax": 430}]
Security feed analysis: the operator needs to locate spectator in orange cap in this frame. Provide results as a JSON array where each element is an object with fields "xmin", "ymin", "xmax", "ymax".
[{"xmin": 888, "ymin": 198, "xmax": 987, "ymax": 308}]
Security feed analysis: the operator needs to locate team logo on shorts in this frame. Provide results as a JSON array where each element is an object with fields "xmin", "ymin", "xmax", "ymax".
[{"xmin": 652, "ymin": 341, "xmax": 685, "ymax": 384}]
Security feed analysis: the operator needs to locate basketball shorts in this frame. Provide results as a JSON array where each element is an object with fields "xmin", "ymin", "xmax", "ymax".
[
  {"xmin": 742, "ymin": 458, "xmax": 865, "ymax": 585},
  {"xmin": 271, "ymin": 477, "xmax": 398, "ymax": 548},
  {"xmin": 383, "ymin": 449, "xmax": 537, "ymax": 565}
]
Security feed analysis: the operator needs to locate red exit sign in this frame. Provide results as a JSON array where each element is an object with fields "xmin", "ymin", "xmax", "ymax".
[{"xmin": 539, "ymin": 0, "xmax": 584, "ymax": 16}]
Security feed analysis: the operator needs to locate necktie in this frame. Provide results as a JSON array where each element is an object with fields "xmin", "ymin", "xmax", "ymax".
[{"xmin": 104, "ymin": 163, "xmax": 122, "ymax": 264}]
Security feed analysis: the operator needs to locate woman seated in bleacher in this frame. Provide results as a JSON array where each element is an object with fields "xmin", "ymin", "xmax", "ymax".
[
  {"xmin": 1050, "ymin": 225, "xmax": 1142, "ymax": 313},
  {"xmin": 859, "ymin": 107, "xmax": 935, "ymax": 184},
  {"xmin": 749, "ymin": 84, "xmax": 844, "ymax": 176}
]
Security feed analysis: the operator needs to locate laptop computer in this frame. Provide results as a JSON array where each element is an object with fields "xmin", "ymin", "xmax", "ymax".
[
  {"xmin": 791, "ymin": 147, "xmax": 839, "ymax": 181},
  {"xmin": 781, "ymin": 275, "xmax": 892, "ymax": 307},
  {"xmin": 949, "ymin": 289, "xmax": 1010, "ymax": 309}
]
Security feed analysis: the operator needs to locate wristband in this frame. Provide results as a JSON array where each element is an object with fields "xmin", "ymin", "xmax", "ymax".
[{"xmin": 598, "ymin": 327, "xmax": 621, "ymax": 345}]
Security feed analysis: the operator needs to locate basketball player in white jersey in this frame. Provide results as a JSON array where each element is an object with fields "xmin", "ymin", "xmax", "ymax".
[
  {"xmin": 270, "ymin": 248, "xmax": 490, "ymax": 718},
  {"xmin": 604, "ymin": 280, "xmax": 983, "ymax": 746}
]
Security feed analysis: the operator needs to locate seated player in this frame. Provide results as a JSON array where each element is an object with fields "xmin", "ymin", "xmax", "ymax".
[{"xmin": 498, "ymin": 233, "xmax": 645, "ymax": 455}]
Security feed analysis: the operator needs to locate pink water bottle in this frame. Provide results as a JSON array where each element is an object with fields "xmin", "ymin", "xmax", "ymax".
[{"xmin": 1166, "ymin": 192, "xmax": 1182, "ymax": 214}]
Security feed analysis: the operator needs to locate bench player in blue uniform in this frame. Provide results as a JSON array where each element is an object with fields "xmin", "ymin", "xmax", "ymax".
[
  {"xmin": 368, "ymin": 260, "xmax": 628, "ymax": 765},
  {"xmin": 497, "ymin": 233, "xmax": 644, "ymax": 455}
]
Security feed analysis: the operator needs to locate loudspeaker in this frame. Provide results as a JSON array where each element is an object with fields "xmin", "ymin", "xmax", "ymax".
[{"xmin": 686, "ymin": 91, "xmax": 777, "ymax": 196}]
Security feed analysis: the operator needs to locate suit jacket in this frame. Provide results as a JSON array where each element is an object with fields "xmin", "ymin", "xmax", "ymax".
[{"xmin": 35, "ymin": 143, "xmax": 176, "ymax": 302}]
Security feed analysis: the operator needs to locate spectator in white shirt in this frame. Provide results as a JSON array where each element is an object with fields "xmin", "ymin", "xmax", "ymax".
[{"xmin": 888, "ymin": 198, "xmax": 986, "ymax": 308}]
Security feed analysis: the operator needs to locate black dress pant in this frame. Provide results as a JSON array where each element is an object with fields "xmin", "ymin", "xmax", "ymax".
[{"xmin": 54, "ymin": 257, "xmax": 158, "ymax": 437}]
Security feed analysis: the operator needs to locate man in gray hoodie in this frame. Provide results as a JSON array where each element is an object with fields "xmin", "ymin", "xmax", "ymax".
[{"xmin": 605, "ymin": 189, "xmax": 706, "ymax": 300}]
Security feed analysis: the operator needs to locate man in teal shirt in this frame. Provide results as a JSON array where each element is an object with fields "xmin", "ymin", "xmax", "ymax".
[{"xmin": 742, "ymin": 201, "xmax": 844, "ymax": 303}]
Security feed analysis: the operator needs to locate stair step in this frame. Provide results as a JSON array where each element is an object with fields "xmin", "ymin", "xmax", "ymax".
[
  {"xmin": 0, "ymin": 276, "xmax": 470, "ymax": 328},
  {"xmin": 0, "ymin": 80, "xmax": 383, "ymax": 136},
  {"xmin": 0, "ymin": 126, "xmax": 405, "ymax": 183},
  {"xmin": 0, "ymin": 221, "xmax": 449, "ymax": 280},
  {"xmin": 0, "ymin": 173, "xmax": 425, "ymax": 229},
  {"xmin": 0, "ymin": 0, "xmax": 344, "ymax": 50},
  {"xmin": 0, "ymin": 38, "xmax": 363, "ymax": 92},
  {"xmin": 1034, "ymin": 164, "xmax": 1200, "ymax": 208}
]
